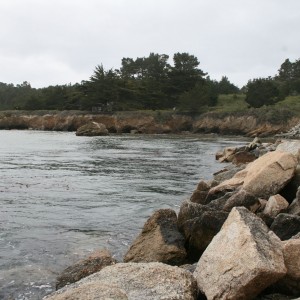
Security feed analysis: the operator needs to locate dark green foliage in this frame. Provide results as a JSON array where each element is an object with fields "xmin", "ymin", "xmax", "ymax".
[
  {"xmin": 216, "ymin": 76, "xmax": 239, "ymax": 94},
  {"xmin": 178, "ymin": 79, "xmax": 218, "ymax": 112},
  {"xmin": 245, "ymin": 78, "xmax": 280, "ymax": 108}
]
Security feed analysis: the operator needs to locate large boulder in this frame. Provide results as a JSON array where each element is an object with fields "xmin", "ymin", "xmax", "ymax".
[
  {"xmin": 44, "ymin": 262, "xmax": 198, "ymax": 300},
  {"xmin": 194, "ymin": 207, "xmax": 286, "ymax": 300},
  {"xmin": 56, "ymin": 249, "xmax": 116, "ymax": 290},
  {"xmin": 208, "ymin": 151, "xmax": 297, "ymax": 199},
  {"xmin": 123, "ymin": 209, "xmax": 186, "ymax": 265},
  {"xmin": 76, "ymin": 122, "xmax": 109, "ymax": 136},
  {"xmin": 270, "ymin": 213, "xmax": 300, "ymax": 240}
]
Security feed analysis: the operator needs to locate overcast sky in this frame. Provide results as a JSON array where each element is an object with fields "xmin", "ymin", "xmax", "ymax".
[{"xmin": 0, "ymin": 0, "xmax": 299, "ymax": 88}]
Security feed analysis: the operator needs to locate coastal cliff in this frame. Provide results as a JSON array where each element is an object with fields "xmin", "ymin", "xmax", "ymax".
[{"xmin": 0, "ymin": 110, "xmax": 298, "ymax": 137}]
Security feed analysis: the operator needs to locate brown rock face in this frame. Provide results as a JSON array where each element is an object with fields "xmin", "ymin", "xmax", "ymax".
[
  {"xmin": 56, "ymin": 249, "xmax": 116, "ymax": 290},
  {"xmin": 123, "ymin": 209, "xmax": 187, "ymax": 265},
  {"xmin": 209, "ymin": 151, "xmax": 297, "ymax": 199},
  {"xmin": 263, "ymin": 194, "xmax": 289, "ymax": 218},
  {"xmin": 194, "ymin": 207, "xmax": 286, "ymax": 300}
]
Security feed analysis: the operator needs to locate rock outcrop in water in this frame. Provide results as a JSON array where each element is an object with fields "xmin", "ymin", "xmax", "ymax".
[{"xmin": 44, "ymin": 138, "xmax": 300, "ymax": 300}]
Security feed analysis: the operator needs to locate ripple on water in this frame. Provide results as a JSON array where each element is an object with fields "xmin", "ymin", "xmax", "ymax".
[{"xmin": 0, "ymin": 131, "xmax": 248, "ymax": 299}]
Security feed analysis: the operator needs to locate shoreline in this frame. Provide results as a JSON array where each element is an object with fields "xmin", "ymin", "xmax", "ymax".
[{"xmin": 0, "ymin": 110, "xmax": 298, "ymax": 137}]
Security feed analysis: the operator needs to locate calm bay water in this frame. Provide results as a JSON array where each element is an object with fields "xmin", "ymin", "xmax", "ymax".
[{"xmin": 0, "ymin": 131, "xmax": 247, "ymax": 299}]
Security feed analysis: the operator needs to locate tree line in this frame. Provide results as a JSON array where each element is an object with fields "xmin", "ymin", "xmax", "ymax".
[{"xmin": 0, "ymin": 53, "xmax": 299, "ymax": 112}]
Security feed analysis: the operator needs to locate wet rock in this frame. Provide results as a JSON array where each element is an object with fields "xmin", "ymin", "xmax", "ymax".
[
  {"xmin": 263, "ymin": 194, "xmax": 289, "ymax": 218},
  {"xmin": 194, "ymin": 207, "xmax": 286, "ymax": 300},
  {"xmin": 56, "ymin": 249, "xmax": 116, "ymax": 290},
  {"xmin": 270, "ymin": 213, "xmax": 300, "ymax": 240},
  {"xmin": 76, "ymin": 122, "xmax": 109, "ymax": 136},
  {"xmin": 44, "ymin": 262, "xmax": 198, "ymax": 300},
  {"xmin": 124, "ymin": 209, "xmax": 186, "ymax": 265}
]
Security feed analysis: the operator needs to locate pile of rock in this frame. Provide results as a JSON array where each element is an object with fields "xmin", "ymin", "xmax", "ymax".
[
  {"xmin": 276, "ymin": 123, "xmax": 300, "ymax": 139},
  {"xmin": 44, "ymin": 139, "xmax": 300, "ymax": 300}
]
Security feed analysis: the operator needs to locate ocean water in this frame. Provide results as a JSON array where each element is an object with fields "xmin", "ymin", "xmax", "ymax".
[{"xmin": 0, "ymin": 130, "xmax": 247, "ymax": 299}]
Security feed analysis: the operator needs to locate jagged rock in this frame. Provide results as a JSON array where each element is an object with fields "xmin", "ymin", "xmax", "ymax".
[
  {"xmin": 76, "ymin": 122, "xmax": 109, "ymax": 136},
  {"xmin": 194, "ymin": 207, "xmax": 286, "ymax": 300},
  {"xmin": 277, "ymin": 239, "xmax": 300, "ymax": 296},
  {"xmin": 190, "ymin": 180, "xmax": 210, "ymax": 204},
  {"xmin": 223, "ymin": 188, "xmax": 260, "ymax": 212},
  {"xmin": 56, "ymin": 249, "xmax": 117, "ymax": 290},
  {"xmin": 256, "ymin": 198, "xmax": 268, "ymax": 213},
  {"xmin": 179, "ymin": 263, "xmax": 197, "ymax": 273},
  {"xmin": 263, "ymin": 194, "xmax": 289, "ymax": 218},
  {"xmin": 44, "ymin": 262, "xmax": 198, "ymax": 300},
  {"xmin": 205, "ymin": 184, "xmax": 238, "ymax": 204},
  {"xmin": 288, "ymin": 197, "xmax": 300, "ymax": 216},
  {"xmin": 177, "ymin": 199, "xmax": 213, "ymax": 233},
  {"xmin": 216, "ymin": 146, "xmax": 237, "ymax": 162},
  {"xmin": 187, "ymin": 210, "xmax": 229, "ymax": 261},
  {"xmin": 123, "ymin": 209, "xmax": 186, "ymax": 265},
  {"xmin": 247, "ymin": 136, "xmax": 261, "ymax": 150},
  {"xmin": 270, "ymin": 213, "xmax": 300, "ymax": 240},
  {"xmin": 280, "ymin": 165, "xmax": 300, "ymax": 202},
  {"xmin": 232, "ymin": 150, "xmax": 257, "ymax": 165},
  {"xmin": 276, "ymin": 140, "xmax": 300, "ymax": 161},
  {"xmin": 209, "ymin": 151, "xmax": 297, "ymax": 199},
  {"xmin": 206, "ymin": 191, "xmax": 235, "ymax": 210},
  {"xmin": 213, "ymin": 164, "xmax": 246, "ymax": 183}
]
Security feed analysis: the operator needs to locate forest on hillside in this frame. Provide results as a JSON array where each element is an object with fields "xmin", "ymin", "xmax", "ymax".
[{"xmin": 0, "ymin": 53, "xmax": 299, "ymax": 113}]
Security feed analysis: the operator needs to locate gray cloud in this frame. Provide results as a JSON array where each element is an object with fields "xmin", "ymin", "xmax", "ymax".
[{"xmin": 0, "ymin": 0, "xmax": 299, "ymax": 87}]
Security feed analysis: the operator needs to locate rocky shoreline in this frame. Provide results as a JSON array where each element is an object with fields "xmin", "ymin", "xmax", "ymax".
[
  {"xmin": 0, "ymin": 110, "xmax": 299, "ymax": 137},
  {"xmin": 43, "ymin": 138, "xmax": 300, "ymax": 300}
]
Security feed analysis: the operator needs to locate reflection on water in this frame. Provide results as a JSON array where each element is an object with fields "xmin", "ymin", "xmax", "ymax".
[{"xmin": 0, "ymin": 131, "xmax": 248, "ymax": 299}]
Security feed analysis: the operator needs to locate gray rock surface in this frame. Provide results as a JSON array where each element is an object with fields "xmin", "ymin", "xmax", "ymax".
[
  {"xmin": 194, "ymin": 207, "xmax": 286, "ymax": 300},
  {"xmin": 44, "ymin": 262, "xmax": 198, "ymax": 300},
  {"xmin": 123, "ymin": 209, "xmax": 186, "ymax": 265}
]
